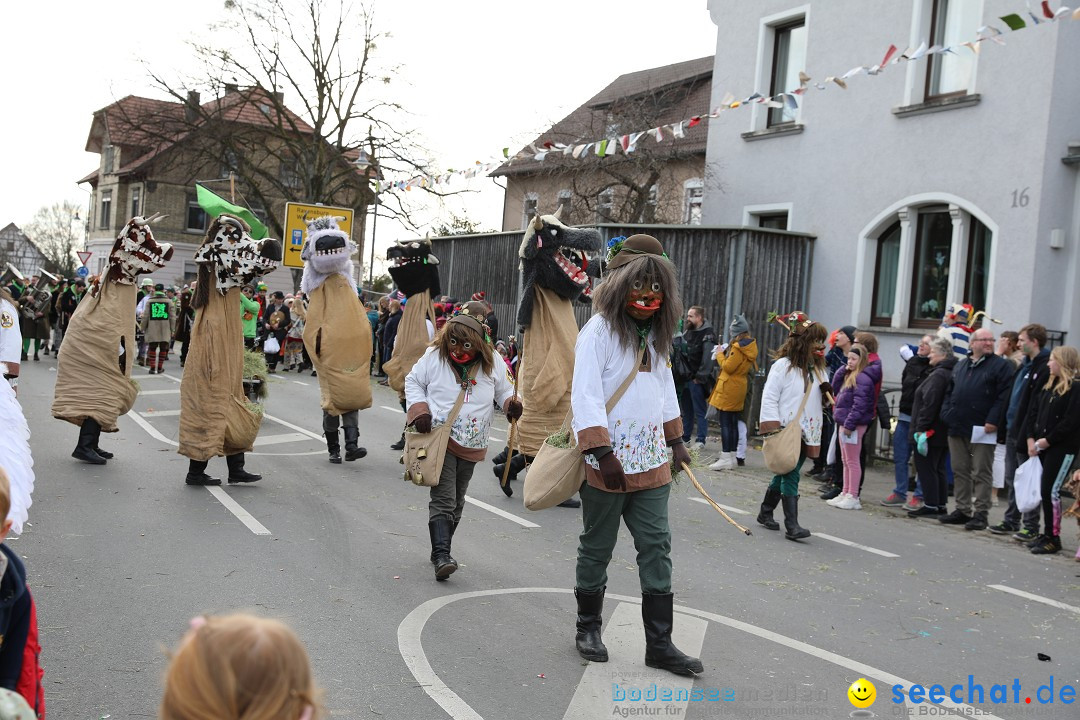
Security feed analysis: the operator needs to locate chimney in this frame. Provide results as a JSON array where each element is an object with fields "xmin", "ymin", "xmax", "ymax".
[
  {"xmin": 224, "ymin": 82, "xmax": 238, "ymax": 93},
  {"xmin": 185, "ymin": 90, "xmax": 201, "ymax": 122},
  {"xmin": 274, "ymin": 91, "xmax": 284, "ymax": 103}
]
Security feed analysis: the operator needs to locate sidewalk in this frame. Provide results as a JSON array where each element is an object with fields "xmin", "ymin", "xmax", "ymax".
[{"xmin": 693, "ymin": 438, "xmax": 1080, "ymax": 562}]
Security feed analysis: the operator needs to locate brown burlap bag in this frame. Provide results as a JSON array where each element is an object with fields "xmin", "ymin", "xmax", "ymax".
[
  {"xmin": 303, "ymin": 274, "xmax": 373, "ymax": 415},
  {"xmin": 179, "ymin": 283, "xmax": 263, "ymax": 461},
  {"xmin": 51, "ymin": 281, "xmax": 139, "ymax": 431},
  {"xmin": 515, "ymin": 286, "xmax": 579, "ymax": 456},
  {"xmin": 383, "ymin": 290, "xmax": 435, "ymax": 394}
]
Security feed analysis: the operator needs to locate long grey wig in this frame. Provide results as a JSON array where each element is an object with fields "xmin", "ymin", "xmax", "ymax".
[{"xmin": 592, "ymin": 254, "xmax": 683, "ymax": 359}]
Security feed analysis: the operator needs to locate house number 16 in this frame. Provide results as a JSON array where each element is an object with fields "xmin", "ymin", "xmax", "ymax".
[{"xmin": 1011, "ymin": 188, "xmax": 1030, "ymax": 208}]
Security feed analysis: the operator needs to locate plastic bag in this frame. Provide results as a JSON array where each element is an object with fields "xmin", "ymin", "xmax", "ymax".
[
  {"xmin": 1014, "ymin": 455, "xmax": 1042, "ymax": 514},
  {"xmin": 263, "ymin": 336, "xmax": 281, "ymax": 354},
  {"xmin": 992, "ymin": 443, "xmax": 1006, "ymax": 489}
]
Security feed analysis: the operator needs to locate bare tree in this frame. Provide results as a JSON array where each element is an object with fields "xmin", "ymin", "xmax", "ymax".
[
  {"xmin": 25, "ymin": 201, "xmax": 81, "ymax": 278},
  {"xmin": 124, "ymin": 0, "xmax": 453, "ymax": 287}
]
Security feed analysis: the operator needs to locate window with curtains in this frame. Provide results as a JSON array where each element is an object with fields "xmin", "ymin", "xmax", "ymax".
[
  {"xmin": 870, "ymin": 222, "xmax": 902, "ymax": 326},
  {"xmin": 925, "ymin": 0, "xmax": 981, "ymax": 99},
  {"xmin": 768, "ymin": 19, "xmax": 807, "ymax": 127},
  {"xmin": 869, "ymin": 207, "xmax": 991, "ymax": 329}
]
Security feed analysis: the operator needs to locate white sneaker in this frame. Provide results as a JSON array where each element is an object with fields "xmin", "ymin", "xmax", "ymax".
[
  {"xmin": 837, "ymin": 495, "xmax": 862, "ymax": 510},
  {"xmin": 692, "ymin": 441, "xmax": 707, "ymax": 452},
  {"xmin": 708, "ymin": 452, "xmax": 735, "ymax": 471},
  {"xmin": 827, "ymin": 492, "xmax": 850, "ymax": 507}
]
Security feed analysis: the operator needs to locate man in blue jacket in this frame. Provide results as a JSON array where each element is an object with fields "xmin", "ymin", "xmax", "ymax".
[{"xmin": 939, "ymin": 328, "xmax": 1016, "ymax": 530}]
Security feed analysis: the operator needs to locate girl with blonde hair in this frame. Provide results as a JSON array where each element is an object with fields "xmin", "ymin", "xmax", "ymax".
[
  {"xmin": 1022, "ymin": 345, "xmax": 1080, "ymax": 555},
  {"xmin": 829, "ymin": 344, "xmax": 877, "ymax": 510},
  {"xmin": 160, "ymin": 613, "xmax": 319, "ymax": 720}
]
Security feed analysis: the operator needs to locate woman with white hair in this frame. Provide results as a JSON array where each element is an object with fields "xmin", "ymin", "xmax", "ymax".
[{"xmin": 907, "ymin": 334, "xmax": 958, "ymax": 517}]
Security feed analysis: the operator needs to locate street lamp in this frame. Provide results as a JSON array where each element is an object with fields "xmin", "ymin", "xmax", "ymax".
[{"xmin": 354, "ymin": 133, "xmax": 380, "ymax": 287}]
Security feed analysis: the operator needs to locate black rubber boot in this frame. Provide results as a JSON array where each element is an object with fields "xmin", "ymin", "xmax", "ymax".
[
  {"xmin": 757, "ymin": 487, "xmax": 782, "ymax": 531},
  {"xmin": 641, "ymin": 592, "xmax": 704, "ymax": 676},
  {"xmin": 390, "ymin": 431, "xmax": 406, "ymax": 451},
  {"xmin": 72, "ymin": 422, "xmax": 107, "ymax": 465},
  {"xmin": 185, "ymin": 459, "xmax": 221, "ymax": 486},
  {"xmin": 325, "ymin": 431, "xmax": 342, "ymax": 464},
  {"xmin": 575, "ymin": 587, "xmax": 609, "ymax": 662},
  {"xmin": 495, "ymin": 453, "xmax": 528, "ymax": 496},
  {"xmin": 781, "ymin": 494, "xmax": 810, "ymax": 540},
  {"xmin": 81, "ymin": 418, "xmax": 114, "ymax": 459},
  {"xmin": 226, "ymin": 453, "xmax": 262, "ymax": 483},
  {"xmin": 492, "ymin": 446, "xmax": 515, "ymax": 465},
  {"xmin": 428, "ymin": 516, "xmax": 458, "ymax": 581},
  {"xmin": 344, "ymin": 427, "xmax": 366, "ymax": 461}
]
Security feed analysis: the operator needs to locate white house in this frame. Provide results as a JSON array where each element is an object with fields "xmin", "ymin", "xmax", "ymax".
[{"xmin": 704, "ymin": 0, "xmax": 1080, "ymax": 379}]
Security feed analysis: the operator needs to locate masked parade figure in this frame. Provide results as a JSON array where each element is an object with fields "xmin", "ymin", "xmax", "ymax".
[
  {"xmin": 383, "ymin": 239, "xmax": 440, "ymax": 451},
  {"xmin": 52, "ymin": 215, "xmax": 174, "ymax": 464},
  {"xmin": 569, "ymin": 234, "xmax": 702, "ymax": 676},
  {"xmin": 300, "ymin": 216, "xmax": 372, "ymax": 464},
  {"xmin": 492, "ymin": 210, "xmax": 600, "ymax": 510},
  {"xmin": 405, "ymin": 301, "xmax": 521, "ymax": 580},
  {"xmin": 178, "ymin": 215, "xmax": 281, "ymax": 485}
]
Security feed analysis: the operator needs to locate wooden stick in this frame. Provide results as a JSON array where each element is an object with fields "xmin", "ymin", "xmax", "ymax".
[
  {"xmin": 681, "ymin": 462, "xmax": 752, "ymax": 536},
  {"xmin": 501, "ymin": 335, "xmax": 521, "ymax": 489}
]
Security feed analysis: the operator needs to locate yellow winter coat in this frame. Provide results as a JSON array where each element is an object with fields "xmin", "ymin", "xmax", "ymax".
[{"xmin": 708, "ymin": 337, "xmax": 758, "ymax": 412}]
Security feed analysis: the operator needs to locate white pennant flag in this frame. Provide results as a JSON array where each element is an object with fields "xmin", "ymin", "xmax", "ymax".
[{"xmin": 670, "ymin": 121, "xmax": 685, "ymax": 139}]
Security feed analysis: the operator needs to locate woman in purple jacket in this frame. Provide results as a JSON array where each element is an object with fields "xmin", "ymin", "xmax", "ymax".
[{"xmin": 828, "ymin": 344, "xmax": 876, "ymax": 510}]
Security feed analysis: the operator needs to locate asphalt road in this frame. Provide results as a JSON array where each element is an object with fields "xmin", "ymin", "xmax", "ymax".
[{"xmin": 12, "ymin": 354, "xmax": 1080, "ymax": 720}]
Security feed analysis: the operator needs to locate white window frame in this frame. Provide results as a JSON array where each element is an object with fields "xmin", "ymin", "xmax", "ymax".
[
  {"xmin": 902, "ymin": 0, "xmax": 982, "ymax": 106},
  {"xmin": 99, "ymin": 190, "xmax": 112, "ymax": 230},
  {"xmin": 683, "ymin": 179, "xmax": 704, "ymax": 225},
  {"xmin": 521, "ymin": 192, "xmax": 539, "ymax": 230},
  {"xmin": 853, "ymin": 193, "xmax": 998, "ymax": 330},
  {"xmin": 751, "ymin": 5, "xmax": 811, "ymax": 132},
  {"xmin": 742, "ymin": 202, "xmax": 794, "ymax": 229}
]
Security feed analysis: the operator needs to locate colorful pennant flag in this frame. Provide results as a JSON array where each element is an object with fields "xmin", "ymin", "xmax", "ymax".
[{"xmin": 195, "ymin": 184, "xmax": 268, "ymax": 240}]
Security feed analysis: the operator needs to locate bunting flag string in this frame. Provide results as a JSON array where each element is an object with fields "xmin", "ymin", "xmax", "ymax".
[{"xmin": 374, "ymin": 2, "xmax": 1078, "ymax": 194}]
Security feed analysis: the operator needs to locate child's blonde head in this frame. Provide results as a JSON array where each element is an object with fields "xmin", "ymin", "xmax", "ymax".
[{"xmin": 161, "ymin": 613, "xmax": 318, "ymax": 720}]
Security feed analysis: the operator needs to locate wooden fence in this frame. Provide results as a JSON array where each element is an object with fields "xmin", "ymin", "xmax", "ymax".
[{"xmin": 427, "ymin": 223, "xmax": 816, "ymax": 365}]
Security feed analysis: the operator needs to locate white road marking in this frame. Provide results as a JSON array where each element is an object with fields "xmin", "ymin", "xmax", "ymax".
[
  {"xmin": 140, "ymin": 409, "xmax": 181, "ymax": 417},
  {"xmin": 398, "ymin": 588, "xmax": 1007, "ymax": 720},
  {"xmin": 206, "ymin": 486, "xmax": 271, "ymax": 535},
  {"xmin": 488, "ymin": 426, "xmax": 506, "ymax": 435},
  {"xmin": 292, "ymin": 380, "xmax": 309, "ymax": 386},
  {"xmin": 262, "ymin": 413, "xmax": 326, "ymax": 441},
  {"xmin": 125, "ymin": 410, "xmax": 178, "ymax": 445},
  {"xmin": 254, "ymin": 432, "xmax": 311, "ymax": 447},
  {"xmin": 463, "ymin": 497, "xmax": 539, "ymax": 528},
  {"xmin": 563, "ymin": 602, "xmax": 705, "ymax": 719},
  {"xmin": 140, "ymin": 388, "xmax": 181, "ymax": 396},
  {"xmin": 989, "ymin": 584, "xmax": 1080, "ymax": 615},
  {"xmin": 380, "ymin": 405, "xmax": 403, "ymax": 413},
  {"xmin": 815, "ymin": 532, "xmax": 900, "ymax": 558},
  {"xmin": 689, "ymin": 496, "xmax": 750, "ymax": 515},
  {"xmin": 159, "ymin": 373, "xmax": 182, "ymax": 383}
]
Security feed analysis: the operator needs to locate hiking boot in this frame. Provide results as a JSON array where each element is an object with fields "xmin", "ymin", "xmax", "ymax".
[
  {"xmin": 939, "ymin": 509, "xmax": 972, "ymax": 525},
  {"xmin": 963, "ymin": 512, "xmax": 988, "ymax": 531}
]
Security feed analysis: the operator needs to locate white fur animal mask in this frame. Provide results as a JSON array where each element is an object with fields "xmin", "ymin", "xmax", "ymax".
[{"xmin": 300, "ymin": 215, "xmax": 356, "ymax": 295}]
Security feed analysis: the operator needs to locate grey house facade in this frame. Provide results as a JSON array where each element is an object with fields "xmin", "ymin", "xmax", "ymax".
[{"xmin": 704, "ymin": 0, "xmax": 1080, "ymax": 381}]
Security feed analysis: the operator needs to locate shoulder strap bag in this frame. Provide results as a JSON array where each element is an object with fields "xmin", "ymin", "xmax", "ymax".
[
  {"xmin": 761, "ymin": 367, "xmax": 819, "ymax": 475},
  {"xmin": 524, "ymin": 347, "xmax": 644, "ymax": 510}
]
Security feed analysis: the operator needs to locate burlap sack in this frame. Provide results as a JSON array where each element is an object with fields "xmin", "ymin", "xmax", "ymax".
[
  {"xmin": 384, "ymin": 290, "xmax": 434, "ymax": 394},
  {"xmin": 302, "ymin": 274, "xmax": 373, "ymax": 415},
  {"xmin": 51, "ymin": 281, "xmax": 139, "ymax": 431},
  {"xmin": 516, "ymin": 286, "xmax": 579, "ymax": 456},
  {"xmin": 179, "ymin": 283, "xmax": 263, "ymax": 460}
]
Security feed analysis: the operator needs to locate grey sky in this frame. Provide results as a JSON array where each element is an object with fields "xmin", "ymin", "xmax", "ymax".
[{"xmin": 1, "ymin": 1, "xmax": 716, "ymax": 251}]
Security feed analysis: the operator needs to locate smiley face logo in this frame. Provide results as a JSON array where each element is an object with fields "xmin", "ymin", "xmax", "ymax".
[{"xmin": 848, "ymin": 678, "xmax": 876, "ymax": 708}]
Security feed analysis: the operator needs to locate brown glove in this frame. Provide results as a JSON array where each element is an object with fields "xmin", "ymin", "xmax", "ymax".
[
  {"xmin": 413, "ymin": 414, "xmax": 432, "ymax": 434},
  {"xmin": 596, "ymin": 452, "xmax": 627, "ymax": 492},
  {"xmin": 505, "ymin": 398, "xmax": 523, "ymax": 421}
]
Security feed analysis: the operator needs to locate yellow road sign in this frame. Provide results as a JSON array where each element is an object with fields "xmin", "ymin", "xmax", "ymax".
[{"xmin": 282, "ymin": 202, "xmax": 355, "ymax": 269}]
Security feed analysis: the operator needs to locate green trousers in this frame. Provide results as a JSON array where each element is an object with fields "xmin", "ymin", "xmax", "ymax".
[
  {"xmin": 576, "ymin": 482, "xmax": 672, "ymax": 594},
  {"xmin": 767, "ymin": 454, "xmax": 807, "ymax": 495},
  {"xmin": 428, "ymin": 453, "xmax": 476, "ymax": 522}
]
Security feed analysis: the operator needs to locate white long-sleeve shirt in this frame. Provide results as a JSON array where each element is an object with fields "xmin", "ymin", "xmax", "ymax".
[
  {"xmin": 571, "ymin": 315, "xmax": 682, "ymax": 491},
  {"xmin": 758, "ymin": 356, "xmax": 824, "ymax": 446},
  {"xmin": 0, "ymin": 298, "xmax": 22, "ymax": 369},
  {"xmin": 405, "ymin": 346, "xmax": 515, "ymax": 461}
]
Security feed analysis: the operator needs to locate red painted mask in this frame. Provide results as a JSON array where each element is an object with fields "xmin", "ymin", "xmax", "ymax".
[
  {"xmin": 626, "ymin": 279, "xmax": 664, "ymax": 320},
  {"xmin": 448, "ymin": 337, "xmax": 476, "ymax": 364}
]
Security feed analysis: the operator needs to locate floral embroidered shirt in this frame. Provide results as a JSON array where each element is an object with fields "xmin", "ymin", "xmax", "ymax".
[
  {"xmin": 571, "ymin": 315, "xmax": 683, "ymax": 493},
  {"xmin": 405, "ymin": 346, "xmax": 516, "ymax": 462}
]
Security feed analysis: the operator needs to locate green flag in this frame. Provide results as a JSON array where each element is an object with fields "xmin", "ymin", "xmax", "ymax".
[
  {"xmin": 195, "ymin": 184, "xmax": 269, "ymax": 240},
  {"xmin": 999, "ymin": 13, "xmax": 1026, "ymax": 30}
]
